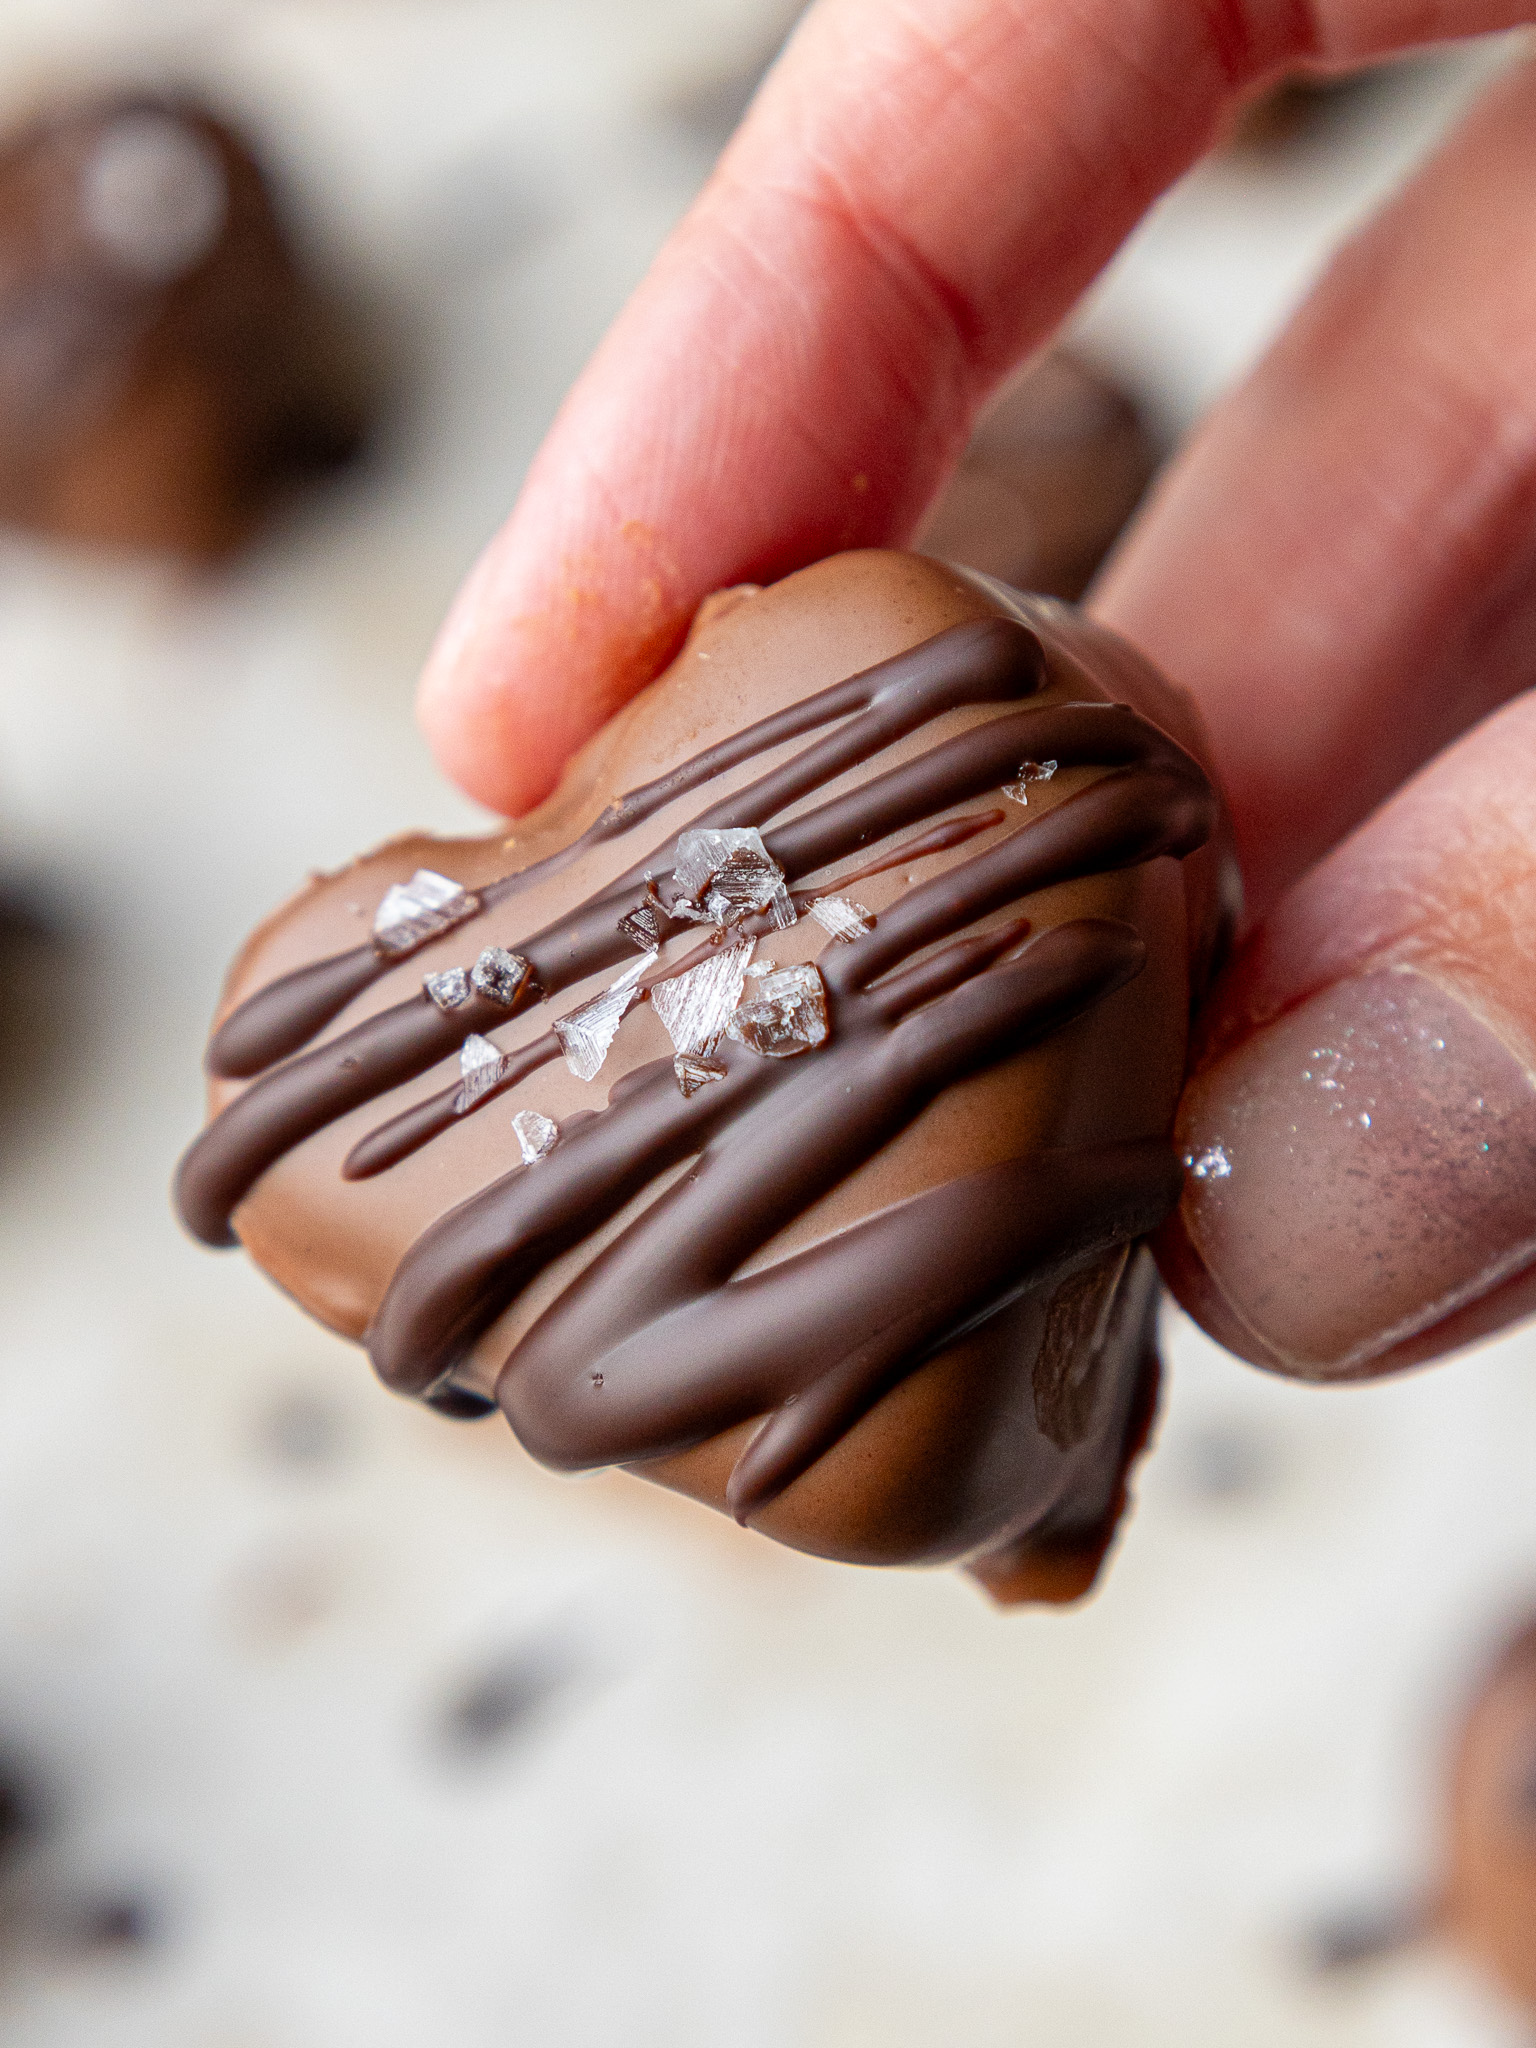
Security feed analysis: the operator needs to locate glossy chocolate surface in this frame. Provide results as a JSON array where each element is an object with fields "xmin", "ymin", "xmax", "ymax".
[{"xmin": 178, "ymin": 552, "xmax": 1227, "ymax": 1595}]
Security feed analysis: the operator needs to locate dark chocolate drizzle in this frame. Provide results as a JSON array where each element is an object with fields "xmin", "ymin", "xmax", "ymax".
[
  {"xmin": 183, "ymin": 619, "xmax": 1045, "ymax": 1236},
  {"xmin": 811, "ymin": 808, "xmax": 1006, "ymax": 890},
  {"xmin": 334, "ymin": 815, "xmax": 1006, "ymax": 1184},
  {"xmin": 209, "ymin": 944, "xmax": 382, "ymax": 1077},
  {"xmin": 341, "ymin": 1030, "xmax": 562, "ymax": 1182},
  {"xmin": 382, "ymin": 923, "xmax": 1181, "ymax": 1517},
  {"xmin": 177, "ymin": 613, "xmax": 1217, "ymax": 1517},
  {"xmin": 203, "ymin": 623, "xmax": 1040, "ymax": 1081}
]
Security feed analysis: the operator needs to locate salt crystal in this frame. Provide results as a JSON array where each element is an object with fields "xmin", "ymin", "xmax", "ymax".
[
  {"xmin": 455, "ymin": 1032, "xmax": 511, "ymax": 1111},
  {"xmin": 618, "ymin": 900, "xmax": 665, "ymax": 952},
  {"xmin": 704, "ymin": 849, "xmax": 795, "ymax": 930},
  {"xmin": 650, "ymin": 939, "xmax": 753, "ymax": 1060},
  {"xmin": 666, "ymin": 898, "xmax": 713, "ymax": 928},
  {"xmin": 727, "ymin": 962, "xmax": 829, "ymax": 1059},
  {"xmin": 553, "ymin": 952, "xmax": 654, "ymax": 1083},
  {"xmin": 1003, "ymin": 759, "xmax": 1059, "ymax": 807},
  {"xmin": 672, "ymin": 826, "xmax": 796, "ymax": 930},
  {"xmin": 373, "ymin": 868, "xmax": 479, "ymax": 957},
  {"xmin": 672, "ymin": 828, "xmax": 747, "ymax": 903},
  {"xmin": 674, "ymin": 1052, "xmax": 727, "ymax": 1097},
  {"xmin": 471, "ymin": 946, "xmax": 532, "ymax": 1009},
  {"xmin": 1185, "ymin": 1142, "xmax": 1232, "ymax": 1182},
  {"xmin": 808, "ymin": 897, "xmax": 873, "ymax": 944},
  {"xmin": 512, "ymin": 1109, "xmax": 559, "ymax": 1164},
  {"xmin": 424, "ymin": 966, "xmax": 471, "ymax": 1011}
]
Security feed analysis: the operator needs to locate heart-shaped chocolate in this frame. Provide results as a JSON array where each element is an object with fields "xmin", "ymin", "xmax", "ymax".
[{"xmin": 177, "ymin": 551, "xmax": 1231, "ymax": 1601}]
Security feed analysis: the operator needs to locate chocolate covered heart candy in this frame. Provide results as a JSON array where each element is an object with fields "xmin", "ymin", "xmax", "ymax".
[{"xmin": 177, "ymin": 550, "xmax": 1232, "ymax": 1601}]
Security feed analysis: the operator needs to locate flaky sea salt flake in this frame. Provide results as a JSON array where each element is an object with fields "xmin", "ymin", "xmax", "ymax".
[
  {"xmin": 727, "ymin": 962, "xmax": 829, "ymax": 1060},
  {"xmin": 672, "ymin": 827, "xmax": 748, "ymax": 902},
  {"xmin": 808, "ymin": 896, "xmax": 873, "ymax": 944},
  {"xmin": 455, "ymin": 1032, "xmax": 512, "ymax": 1111},
  {"xmin": 553, "ymin": 951, "xmax": 654, "ymax": 1083},
  {"xmin": 650, "ymin": 938, "xmax": 753, "ymax": 1057},
  {"xmin": 511, "ymin": 1109, "xmax": 559, "ymax": 1164},
  {"xmin": 1185, "ymin": 1142, "xmax": 1232, "ymax": 1182},
  {"xmin": 423, "ymin": 966, "xmax": 471, "ymax": 1011},
  {"xmin": 1003, "ymin": 760, "xmax": 1059, "ymax": 807},
  {"xmin": 618, "ymin": 899, "xmax": 665, "ymax": 952},
  {"xmin": 672, "ymin": 826, "xmax": 796, "ymax": 930},
  {"xmin": 373, "ymin": 868, "xmax": 478, "ymax": 957},
  {"xmin": 705, "ymin": 849, "xmax": 796, "ymax": 930},
  {"xmin": 674, "ymin": 1052, "xmax": 727, "ymax": 1097},
  {"xmin": 471, "ymin": 946, "xmax": 532, "ymax": 1009}
]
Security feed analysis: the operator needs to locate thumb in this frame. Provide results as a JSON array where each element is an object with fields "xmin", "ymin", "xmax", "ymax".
[{"xmin": 1160, "ymin": 690, "xmax": 1536, "ymax": 1381}]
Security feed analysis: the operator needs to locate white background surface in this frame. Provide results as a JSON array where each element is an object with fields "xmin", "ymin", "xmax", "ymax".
[{"xmin": 0, "ymin": 6, "xmax": 1533, "ymax": 2043}]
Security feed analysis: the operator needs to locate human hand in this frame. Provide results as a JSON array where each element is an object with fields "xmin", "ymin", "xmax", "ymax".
[{"xmin": 417, "ymin": 0, "xmax": 1536, "ymax": 1383}]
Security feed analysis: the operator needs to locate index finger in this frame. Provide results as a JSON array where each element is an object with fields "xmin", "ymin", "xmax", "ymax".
[{"xmin": 418, "ymin": 0, "xmax": 1536, "ymax": 817}]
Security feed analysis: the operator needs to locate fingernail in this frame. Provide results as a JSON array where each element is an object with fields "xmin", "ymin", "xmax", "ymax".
[{"xmin": 1177, "ymin": 969, "xmax": 1536, "ymax": 1376}]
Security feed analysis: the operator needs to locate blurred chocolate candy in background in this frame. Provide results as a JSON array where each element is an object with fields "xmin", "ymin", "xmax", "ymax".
[
  {"xmin": 1223, "ymin": 61, "xmax": 1420, "ymax": 157},
  {"xmin": 1440, "ymin": 1617, "xmax": 1536, "ymax": 2015},
  {"xmin": 0, "ymin": 93, "xmax": 373, "ymax": 560},
  {"xmin": 917, "ymin": 350, "xmax": 1158, "ymax": 599}
]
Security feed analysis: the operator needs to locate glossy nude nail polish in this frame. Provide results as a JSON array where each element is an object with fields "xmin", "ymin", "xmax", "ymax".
[{"xmin": 1173, "ymin": 969, "xmax": 1536, "ymax": 1377}]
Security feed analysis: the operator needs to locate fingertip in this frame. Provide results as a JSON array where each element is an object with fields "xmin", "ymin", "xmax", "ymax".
[
  {"xmin": 416, "ymin": 523, "xmax": 696, "ymax": 819},
  {"xmin": 1165, "ymin": 695, "xmax": 1536, "ymax": 1385},
  {"xmin": 416, "ymin": 544, "xmax": 527, "ymax": 814}
]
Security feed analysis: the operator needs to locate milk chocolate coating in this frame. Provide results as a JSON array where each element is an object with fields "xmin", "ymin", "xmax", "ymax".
[
  {"xmin": 1439, "ymin": 1620, "xmax": 1536, "ymax": 2010},
  {"xmin": 0, "ymin": 93, "xmax": 368, "ymax": 558},
  {"xmin": 176, "ymin": 552, "xmax": 1230, "ymax": 1598}
]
